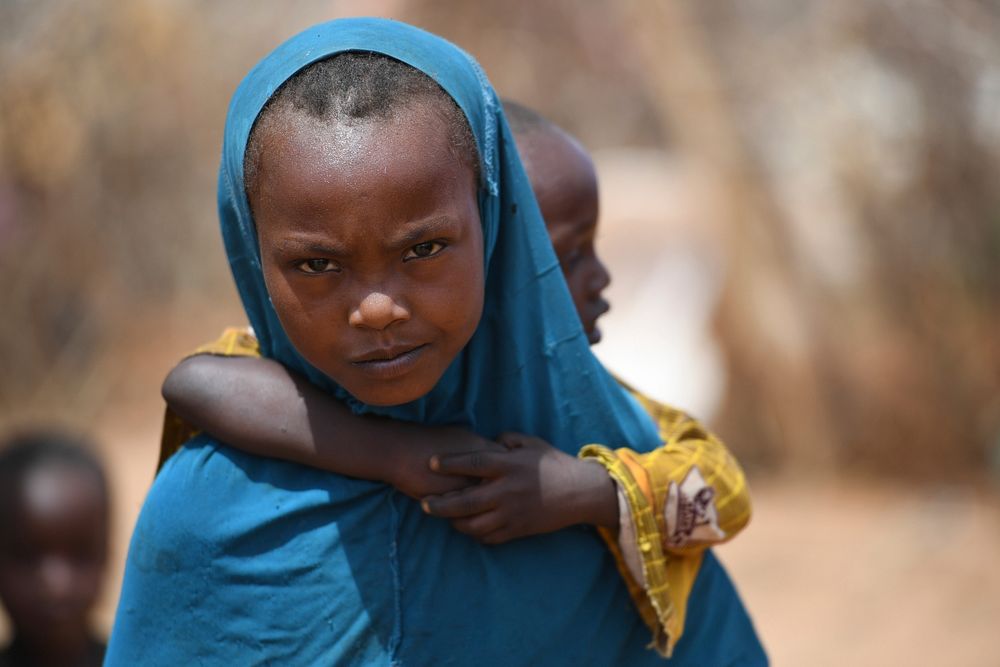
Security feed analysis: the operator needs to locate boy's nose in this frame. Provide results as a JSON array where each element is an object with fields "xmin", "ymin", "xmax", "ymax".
[
  {"xmin": 349, "ymin": 291, "xmax": 410, "ymax": 330},
  {"xmin": 589, "ymin": 258, "xmax": 611, "ymax": 294}
]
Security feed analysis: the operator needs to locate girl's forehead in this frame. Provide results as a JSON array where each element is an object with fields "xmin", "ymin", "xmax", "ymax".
[
  {"xmin": 251, "ymin": 108, "xmax": 479, "ymax": 249},
  {"xmin": 256, "ymin": 109, "xmax": 470, "ymax": 197},
  {"xmin": 247, "ymin": 92, "xmax": 475, "ymax": 189}
]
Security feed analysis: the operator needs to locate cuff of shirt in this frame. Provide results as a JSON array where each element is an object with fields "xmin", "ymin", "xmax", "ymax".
[{"xmin": 579, "ymin": 444, "xmax": 679, "ymax": 657}]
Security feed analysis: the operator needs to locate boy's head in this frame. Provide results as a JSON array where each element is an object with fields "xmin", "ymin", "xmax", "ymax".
[
  {"xmin": 244, "ymin": 53, "xmax": 485, "ymax": 407},
  {"xmin": 504, "ymin": 101, "xmax": 611, "ymax": 344},
  {"xmin": 0, "ymin": 432, "xmax": 108, "ymax": 650}
]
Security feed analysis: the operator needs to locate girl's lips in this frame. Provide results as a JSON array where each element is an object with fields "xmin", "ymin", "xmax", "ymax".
[{"xmin": 350, "ymin": 344, "xmax": 428, "ymax": 380}]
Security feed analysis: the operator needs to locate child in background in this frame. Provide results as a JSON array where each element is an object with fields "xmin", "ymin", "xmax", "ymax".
[
  {"xmin": 0, "ymin": 432, "xmax": 108, "ymax": 667},
  {"xmin": 160, "ymin": 98, "xmax": 751, "ymax": 656}
]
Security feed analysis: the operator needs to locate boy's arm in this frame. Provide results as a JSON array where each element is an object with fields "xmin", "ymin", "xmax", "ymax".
[
  {"xmin": 162, "ymin": 351, "xmax": 500, "ymax": 499},
  {"xmin": 420, "ymin": 395, "xmax": 750, "ymax": 549},
  {"xmin": 582, "ymin": 396, "xmax": 751, "ymax": 554},
  {"xmin": 422, "ymin": 390, "xmax": 751, "ymax": 658},
  {"xmin": 577, "ymin": 394, "xmax": 752, "ymax": 658},
  {"xmin": 419, "ymin": 433, "xmax": 619, "ymax": 543}
]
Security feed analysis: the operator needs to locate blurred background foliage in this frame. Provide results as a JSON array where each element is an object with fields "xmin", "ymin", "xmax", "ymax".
[
  {"xmin": 2, "ymin": 0, "xmax": 997, "ymax": 480},
  {"xmin": 2, "ymin": 1, "xmax": 1000, "ymax": 663}
]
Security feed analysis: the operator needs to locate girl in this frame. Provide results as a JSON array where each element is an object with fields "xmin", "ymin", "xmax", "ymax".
[
  {"xmin": 159, "ymin": 99, "xmax": 754, "ymax": 656},
  {"xmin": 108, "ymin": 18, "xmax": 765, "ymax": 666}
]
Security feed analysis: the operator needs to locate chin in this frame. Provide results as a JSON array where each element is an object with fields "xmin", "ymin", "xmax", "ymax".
[
  {"xmin": 346, "ymin": 378, "xmax": 436, "ymax": 407},
  {"xmin": 358, "ymin": 393, "xmax": 418, "ymax": 407}
]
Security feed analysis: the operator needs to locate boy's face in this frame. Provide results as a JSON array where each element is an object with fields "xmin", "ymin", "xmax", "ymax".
[
  {"xmin": 521, "ymin": 129, "xmax": 610, "ymax": 344},
  {"xmin": 0, "ymin": 466, "xmax": 107, "ymax": 646},
  {"xmin": 251, "ymin": 103, "xmax": 485, "ymax": 406}
]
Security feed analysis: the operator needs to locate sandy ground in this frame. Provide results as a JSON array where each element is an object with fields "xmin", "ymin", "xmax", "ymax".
[{"xmin": 719, "ymin": 477, "xmax": 1000, "ymax": 666}]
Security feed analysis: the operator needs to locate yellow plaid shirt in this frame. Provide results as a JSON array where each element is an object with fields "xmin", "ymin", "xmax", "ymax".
[
  {"xmin": 159, "ymin": 327, "xmax": 751, "ymax": 657},
  {"xmin": 581, "ymin": 380, "xmax": 751, "ymax": 656}
]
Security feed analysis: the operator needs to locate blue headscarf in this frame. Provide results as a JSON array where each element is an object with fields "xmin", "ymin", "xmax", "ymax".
[
  {"xmin": 217, "ymin": 17, "xmax": 661, "ymax": 446},
  {"xmin": 108, "ymin": 18, "xmax": 765, "ymax": 666}
]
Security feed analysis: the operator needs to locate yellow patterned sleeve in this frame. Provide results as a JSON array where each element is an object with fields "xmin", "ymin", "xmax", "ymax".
[
  {"xmin": 579, "ymin": 383, "xmax": 752, "ymax": 656},
  {"xmin": 157, "ymin": 327, "xmax": 262, "ymax": 472},
  {"xmin": 623, "ymin": 390, "xmax": 752, "ymax": 553},
  {"xmin": 189, "ymin": 326, "xmax": 262, "ymax": 358}
]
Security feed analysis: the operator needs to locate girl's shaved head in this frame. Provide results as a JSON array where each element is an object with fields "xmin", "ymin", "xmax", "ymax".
[{"xmin": 245, "ymin": 53, "xmax": 479, "ymax": 204}]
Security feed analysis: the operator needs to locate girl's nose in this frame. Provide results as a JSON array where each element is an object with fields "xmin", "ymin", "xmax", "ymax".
[{"xmin": 349, "ymin": 291, "xmax": 410, "ymax": 330}]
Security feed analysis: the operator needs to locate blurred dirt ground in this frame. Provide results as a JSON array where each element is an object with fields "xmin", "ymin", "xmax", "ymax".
[
  {"xmin": 720, "ymin": 477, "xmax": 1000, "ymax": 666},
  {"xmin": 10, "ymin": 414, "xmax": 1000, "ymax": 666}
]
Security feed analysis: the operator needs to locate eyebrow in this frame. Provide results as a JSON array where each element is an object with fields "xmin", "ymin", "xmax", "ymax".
[
  {"xmin": 277, "ymin": 238, "xmax": 348, "ymax": 257},
  {"xmin": 385, "ymin": 216, "xmax": 460, "ymax": 250},
  {"xmin": 273, "ymin": 216, "xmax": 460, "ymax": 257}
]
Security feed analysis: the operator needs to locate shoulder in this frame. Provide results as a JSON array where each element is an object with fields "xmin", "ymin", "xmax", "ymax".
[{"xmin": 613, "ymin": 375, "xmax": 689, "ymax": 437}]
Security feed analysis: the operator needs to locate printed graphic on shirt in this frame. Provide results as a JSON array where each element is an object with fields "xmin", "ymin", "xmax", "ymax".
[{"xmin": 664, "ymin": 465, "xmax": 725, "ymax": 547}]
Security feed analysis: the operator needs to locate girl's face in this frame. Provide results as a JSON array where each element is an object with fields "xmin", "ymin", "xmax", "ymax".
[{"xmin": 251, "ymin": 102, "xmax": 484, "ymax": 406}]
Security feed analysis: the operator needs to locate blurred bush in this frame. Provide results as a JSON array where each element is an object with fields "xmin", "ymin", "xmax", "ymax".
[{"xmin": 1, "ymin": 0, "xmax": 997, "ymax": 481}]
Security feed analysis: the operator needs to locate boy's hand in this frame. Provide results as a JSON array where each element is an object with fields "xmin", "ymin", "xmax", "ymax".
[
  {"xmin": 419, "ymin": 432, "xmax": 618, "ymax": 544},
  {"xmin": 383, "ymin": 424, "xmax": 506, "ymax": 499}
]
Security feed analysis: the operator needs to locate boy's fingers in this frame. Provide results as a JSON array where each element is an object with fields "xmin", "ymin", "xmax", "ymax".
[
  {"xmin": 423, "ymin": 474, "xmax": 479, "ymax": 497},
  {"xmin": 421, "ymin": 486, "xmax": 497, "ymax": 518},
  {"xmin": 480, "ymin": 527, "xmax": 514, "ymax": 545},
  {"xmin": 497, "ymin": 431, "xmax": 538, "ymax": 450},
  {"xmin": 450, "ymin": 511, "xmax": 504, "ymax": 538},
  {"xmin": 429, "ymin": 450, "xmax": 506, "ymax": 477},
  {"xmin": 496, "ymin": 432, "xmax": 529, "ymax": 449}
]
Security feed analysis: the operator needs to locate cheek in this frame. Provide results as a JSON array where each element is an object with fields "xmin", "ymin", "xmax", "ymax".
[
  {"xmin": 0, "ymin": 569, "xmax": 38, "ymax": 616},
  {"xmin": 411, "ymin": 229, "xmax": 485, "ymax": 346},
  {"xmin": 71, "ymin": 561, "xmax": 105, "ymax": 599},
  {"xmin": 261, "ymin": 263, "xmax": 287, "ymax": 310},
  {"xmin": 262, "ymin": 265, "xmax": 336, "ymax": 343},
  {"xmin": 413, "ymin": 253, "xmax": 484, "ymax": 338},
  {"xmin": 450, "ymin": 261, "xmax": 485, "ymax": 332},
  {"xmin": 564, "ymin": 270, "xmax": 588, "ymax": 308},
  {"xmin": 263, "ymin": 270, "xmax": 303, "ymax": 336},
  {"xmin": 0, "ymin": 559, "xmax": 25, "ymax": 597},
  {"xmin": 0, "ymin": 557, "xmax": 42, "ymax": 601},
  {"xmin": 447, "ymin": 231, "xmax": 486, "ymax": 333}
]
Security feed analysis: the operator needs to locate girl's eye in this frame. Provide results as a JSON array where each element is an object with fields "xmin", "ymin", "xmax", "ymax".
[
  {"xmin": 296, "ymin": 258, "xmax": 339, "ymax": 274},
  {"xmin": 404, "ymin": 241, "xmax": 446, "ymax": 260}
]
